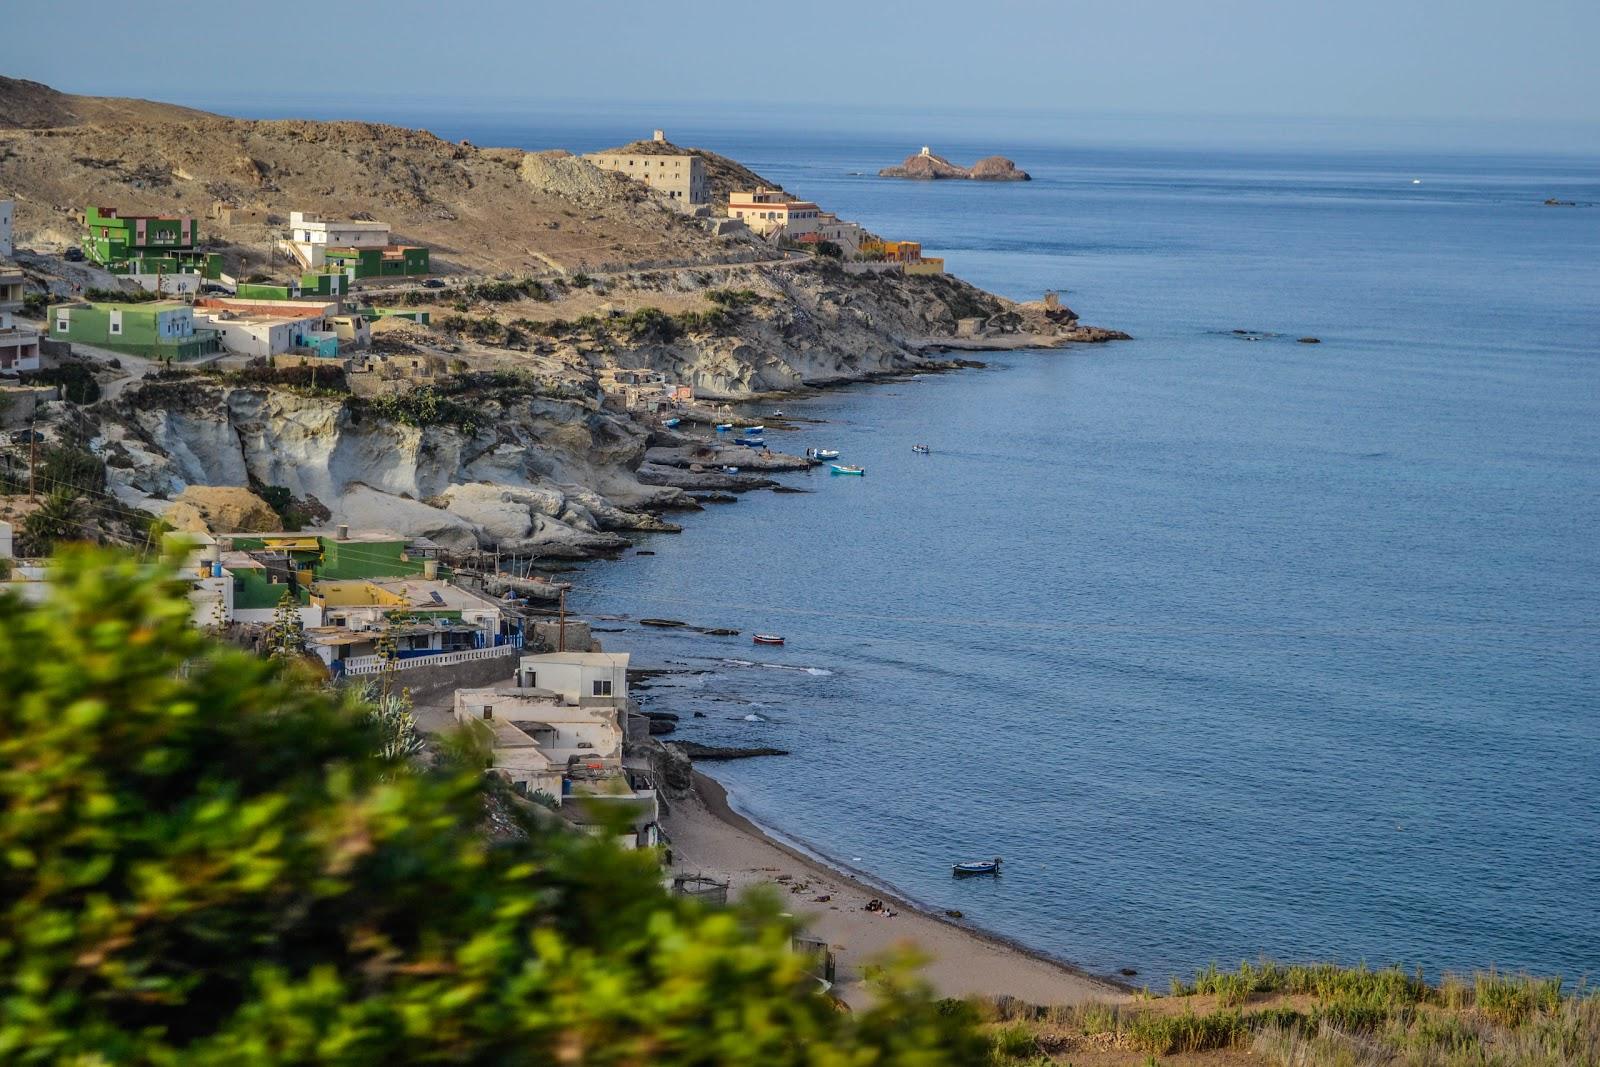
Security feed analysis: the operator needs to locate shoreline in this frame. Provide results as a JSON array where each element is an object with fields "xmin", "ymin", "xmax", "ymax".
[{"xmin": 665, "ymin": 768, "xmax": 1130, "ymax": 1007}]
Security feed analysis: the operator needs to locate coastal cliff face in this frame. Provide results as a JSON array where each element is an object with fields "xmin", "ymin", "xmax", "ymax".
[
  {"xmin": 99, "ymin": 378, "xmax": 681, "ymax": 555},
  {"xmin": 879, "ymin": 150, "xmax": 1032, "ymax": 181}
]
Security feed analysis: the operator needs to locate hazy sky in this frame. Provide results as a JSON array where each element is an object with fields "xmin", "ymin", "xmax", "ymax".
[{"xmin": 7, "ymin": 0, "xmax": 1599, "ymax": 149}]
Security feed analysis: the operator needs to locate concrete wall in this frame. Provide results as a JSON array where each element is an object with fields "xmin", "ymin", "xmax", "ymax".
[
  {"xmin": 389, "ymin": 655, "xmax": 519, "ymax": 705},
  {"xmin": 0, "ymin": 199, "xmax": 12, "ymax": 257}
]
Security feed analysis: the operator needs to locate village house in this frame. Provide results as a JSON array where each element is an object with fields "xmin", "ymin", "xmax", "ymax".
[
  {"xmin": 285, "ymin": 211, "xmax": 430, "ymax": 276},
  {"xmin": 50, "ymin": 300, "xmax": 220, "ymax": 360},
  {"xmin": 861, "ymin": 238, "xmax": 945, "ymax": 274},
  {"xmin": 195, "ymin": 308, "xmax": 329, "ymax": 357},
  {"xmin": 304, "ymin": 575, "xmax": 514, "ymax": 673},
  {"xmin": 454, "ymin": 683, "xmax": 661, "ymax": 849},
  {"xmin": 516, "ymin": 651, "xmax": 630, "ymax": 707},
  {"xmin": 728, "ymin": 188, "xmax": 822, "ymax": 239},
  {"xmin": 81, "ymin": 207, "xmax": 223, "ymax": 281},
  {"xmin": 585, "ymin": 132, "xmax": 710, "ymax": 212},
  {"xmin": 0, "ymin": 261, "xmax": 42, "ymax": 373}
]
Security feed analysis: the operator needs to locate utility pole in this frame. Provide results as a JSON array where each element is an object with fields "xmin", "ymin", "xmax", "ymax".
[
  {"xmin": 558, "ymin": 586, "xmax": 567, "ymax": 652},
  {"xmin": 28, "ymin": 422, "xmax": 37, "ymax": 500}
]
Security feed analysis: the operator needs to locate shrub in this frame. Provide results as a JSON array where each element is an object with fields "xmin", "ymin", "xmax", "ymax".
[
  {"xmin": 0, "ymin": 550, "xmax": 986, "ymax": 1063},
  {"xmin": 22, "ymin": 363, "xmax": 102, "ymax": 404}
]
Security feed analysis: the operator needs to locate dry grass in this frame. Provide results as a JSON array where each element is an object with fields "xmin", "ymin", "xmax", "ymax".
[{"xmin": 972, "ymin": 963, "xmax": 1598, "ymax": 1067}]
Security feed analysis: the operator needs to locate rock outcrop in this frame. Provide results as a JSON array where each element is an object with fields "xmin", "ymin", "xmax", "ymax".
[
  {"xmin": 879, "ymin": 148, "xmax": 1031, "ymax": 181},
  {"xmin": 162, "ymin": 485, "xmax": 280, "ymax": 534}
]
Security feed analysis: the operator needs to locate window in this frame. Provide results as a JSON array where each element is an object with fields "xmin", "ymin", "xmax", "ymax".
[
  {"xmin": 482, "ymin": 705, "xmax": 493, "ymax": 720},
  {"xmin": 592, "ymin": 678, "xmax": 613, "ymax": 697},
  {"xmin": 56, "ymin": 317, "xmax": 68, "ymax": 332},
  {"xmin": 109, "ymin": 321, "xmax": 122, "ymax": 335}
]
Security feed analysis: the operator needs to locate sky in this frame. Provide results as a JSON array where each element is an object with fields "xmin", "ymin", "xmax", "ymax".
[{"xmin": 7, "ymin": 0, "xmax": 1600, "ymax": 152}]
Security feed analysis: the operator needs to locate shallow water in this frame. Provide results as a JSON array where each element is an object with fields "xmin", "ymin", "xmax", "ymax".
[{"xmin": 320, "ymin": 110, "xmax": 1600, "ymax": 981}]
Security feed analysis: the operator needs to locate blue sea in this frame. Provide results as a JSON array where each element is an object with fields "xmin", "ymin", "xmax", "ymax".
[{"xmin": 243, "ymin": 103, "xmax": 1600, "ymax": 982}]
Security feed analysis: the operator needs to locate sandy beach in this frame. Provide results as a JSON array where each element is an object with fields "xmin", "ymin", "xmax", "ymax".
[{"xmin": 665, "ymin": 772, "xmax": 1129, "ymax": 1008}]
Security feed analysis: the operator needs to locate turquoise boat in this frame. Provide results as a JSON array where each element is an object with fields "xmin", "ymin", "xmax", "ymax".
[{"xmin": 830, "ymin": 464, "xmax": 865, "ymax": 476}]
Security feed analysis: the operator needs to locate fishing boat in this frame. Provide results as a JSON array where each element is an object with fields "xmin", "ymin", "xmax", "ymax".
[
  {"xmin": 741, "ymin": 425, "xmax": 765, "ymax": 435},
  {"xmin": 752, "ymin": 634, "xmax": 785, "ymax": 646},
  {"xmin": 806, "ymin": 448, "xmax": 840, "ymax": 460},
  {"xmin": 721, "ymin": 466, "xmax": 740, "ymax": 474},
  {"xmin": 830, "ymin": 464, "xmax": 865, "ymax": 476},
  {"xmin": 912, "ymin": 444, "xmax": 931, "ymax": 454},
  {"xmin": 771, "ymin": 410, "xmax": 785, "ymax": 417},
  {"xmin": 740, "ymin": 438, "xmax": 766, "ymax": 449},
  {"xmin": 716, "ymin": 423, "xmax": 733, "ymax": 432},
  {"xmin": 662, "ymin": 417, "xmax": 681, "ymax": 428},
  {"xmin": 952, "ymin": 857, "xmax": 1002, "ymax": 877}
]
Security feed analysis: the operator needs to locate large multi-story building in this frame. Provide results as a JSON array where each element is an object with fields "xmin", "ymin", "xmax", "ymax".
[
  {"xmin": 585, "ymin": 133, "xmax": 710, "ymax": 212},
  {"xmin": 727, "ymin": 188, "xmax": 822, "ymax": 238},
  {"xmin": 0, "ymin": 262, "xmax": 41, "ymax": 373},
  {"xmin": 50, "ymin": 300, "xmax": 220, "ymax": 360},
  {"xmin": 82, "ymin": 207, "xmax": 223, "ymax": 278}
]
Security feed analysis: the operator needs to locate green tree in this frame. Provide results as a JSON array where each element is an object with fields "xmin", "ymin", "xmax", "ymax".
[
  {"xmin": 0, "ymin": 549, "xmax": 981, "ymax": 1063},
  {"xmin": 19, "ymin": 487, "xmax": 84, "ymax": 555},
  {"xmin": 265, "ymin": 586, "xmax": 306, "ymax": 659}
]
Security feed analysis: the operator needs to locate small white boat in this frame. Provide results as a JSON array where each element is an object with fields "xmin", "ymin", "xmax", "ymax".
[
  {"xmin": 753, "ymin": 633, "xmax": 785, "ymax": 646},
  {"xmin": 830, "ymin": 464, "xmax": 865, "ymax": 476},
  {"xmin": 721, "ymin": 466, "xmax": 740, "ymax": 474},
  {"xmin": 912, "ymin": 444, "xmax": 931, "ymax": 454},
  {"xmin": 806, "ymin": 448, "xmax": 840, "ymax": 460},
  {"xmin": 716, "ymin": 423, "xmax": 733, "ymax": 432}
]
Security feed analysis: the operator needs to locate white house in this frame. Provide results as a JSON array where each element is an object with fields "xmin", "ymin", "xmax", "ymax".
[
  {"xmin": 287, "ymin": 210, "xmax": 390, "ymax": 269},
  {"xmin": 455, "ymin": 688, "xmax": 625, "ymax": 769},
  {"xmin": 516, "ymin": 651, "xmax": 629, "ymax": 707},
  {"xmin": 0, "ymin": 262, "xmax": 41, "ymax": 373},
  {"xmin": 197, "ymin": 310, "xmax": 325, "ymax": 357}
]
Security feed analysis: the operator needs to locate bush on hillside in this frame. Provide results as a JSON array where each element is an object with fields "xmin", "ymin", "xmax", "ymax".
[{"xmin": 0, "ymin": 549, "xmax": 982, "ymax": 1063}]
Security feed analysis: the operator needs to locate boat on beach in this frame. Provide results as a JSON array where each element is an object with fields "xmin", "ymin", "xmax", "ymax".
[
  {"xmin": 716, "ymin": 423, "xmax": 733, "ymax": 432},
  {"xmin": 830, "ymin": 464, "xmax": 865, "ymax": 476},
  {"xmin": 752, "ymin": 634, "xmax": 785, "ymax": 646},
  {"xmin": 662, "ymin": 417, "xmax": 681, "ymax": 428},
  {"xmin": 740, "ymin": 438, "xmax": 766, "ymax": 448},
  {"xmin": 952, "ymin": 857, "xmax": 1002, "ymax": 877}
]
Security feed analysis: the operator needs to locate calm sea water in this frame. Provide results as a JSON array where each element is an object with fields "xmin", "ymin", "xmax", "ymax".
[{"xmin": 285, "ymin": 107, "xmax": 1600, "ymax": 981}]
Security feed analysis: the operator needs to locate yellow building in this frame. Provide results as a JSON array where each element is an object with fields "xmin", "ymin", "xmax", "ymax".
[{"xmin": 727, "ymin": 189, "xmax": 822, "ymax": 238}]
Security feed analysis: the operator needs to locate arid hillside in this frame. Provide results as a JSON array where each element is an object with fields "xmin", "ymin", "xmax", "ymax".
[{"xmin": 0, "ymin": 80, "xmax": 744, "ymax": 274}]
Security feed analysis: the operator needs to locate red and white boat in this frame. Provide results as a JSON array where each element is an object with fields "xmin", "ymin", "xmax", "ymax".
[{"xmin": 752, "ymin": 634, "xmax": 785, "ymax": 646}]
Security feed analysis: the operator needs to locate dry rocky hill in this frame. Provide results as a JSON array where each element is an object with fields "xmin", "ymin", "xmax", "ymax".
[{"xmin": 0, "ymin": 79, "xmax": 1119, "ymax": 557}]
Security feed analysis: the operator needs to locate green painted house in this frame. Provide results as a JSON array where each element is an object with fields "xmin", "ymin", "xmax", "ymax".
[
  {"xmin": 50, "ymin": 301, "xmax": 220, "ymax": 359},
  {"xmin": 83, "ymin": 207, "xmax": 224, "ymax": 279},
  {"xmin": 224, "ymin": 531, "xmax": 443, "ymax": 582},
  {"xmin": 324, "ymin": 244, "xmax": 430, "ymax": 278},
  {"xmin": 236, "ymin": 272, "xmax": 349, "ymax": 301}
]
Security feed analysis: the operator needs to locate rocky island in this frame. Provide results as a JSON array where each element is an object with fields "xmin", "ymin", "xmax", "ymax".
[{"xmin": 879, "ymin": 146, "xmax": 1031, "ymax": 181}]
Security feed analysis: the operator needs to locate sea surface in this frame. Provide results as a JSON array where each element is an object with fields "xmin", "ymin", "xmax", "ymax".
[{"xmin": 269, "ymin": 106, "xmax": 1600, "ymax": 982}]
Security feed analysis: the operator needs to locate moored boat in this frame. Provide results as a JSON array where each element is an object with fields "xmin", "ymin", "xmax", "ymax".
[
  {"xmin": 952, "ymin": 857, "xmax": 1002, "ymax": 877},
  {"xmin": 742, "ymin": 425, "xmax": 765, "ymax": 435},
  {"xmin": 716, "ymin": 423, "xmax": 733, "ymax": 432},
  {"xmin": 740, "ymin": 438, "xmax": 766, "ymax": 449},
  {"xmin": 752, "ymin": 633, "xmax": 785, "ymax": 646},
  {"xmin": 830, "ymin": 464, "xmax": 865, "ymax": 476},
  {"xmin": 806, "ymin": 447, "xmax": 840, "ymax": 460}
]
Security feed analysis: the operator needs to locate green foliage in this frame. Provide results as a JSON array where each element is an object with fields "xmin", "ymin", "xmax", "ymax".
[
  {"xmin": 83, "ymin": 286, "xmax": 161, "ymax": 303},
  {"xmin": 21, "ymin": 291, "xmax": 49, "ymax": 317},
  {"xmin": 569, "ymin": 272, "xmax": 594, "ymax": 288},
  {"xmin": 813, "ymin": 240, "xmax": 844, "ymax": 259},
  {"xmin": 19, "ymin": 488, "xmax": 83, "ymax": 555},
  {"xmin": 265, "ymin": 587, "xmax": 307, "ymax": 659},
  {"xmin": 22, "ymin": 362, "xmax": 102, "ymax": 404},
  {"xmin": 0, "ymin": 549, "xmax": 984, "ymax": 1063},
  {"xmin": 349, "ymin": 389, "xmax": 487, "ymax": 433},
  {"xmin": 1124, "ymin": 1010, "xmax": 1248, "ymax": 1054},
  {"xmin": 706, "ymin": 287, "xmax": 762, "ymax": 308}
]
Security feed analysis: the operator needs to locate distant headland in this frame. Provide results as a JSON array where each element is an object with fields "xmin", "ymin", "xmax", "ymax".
[{"xmin": 879, "ymin": 146, "xmax": 1031, "ymax": 181}]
